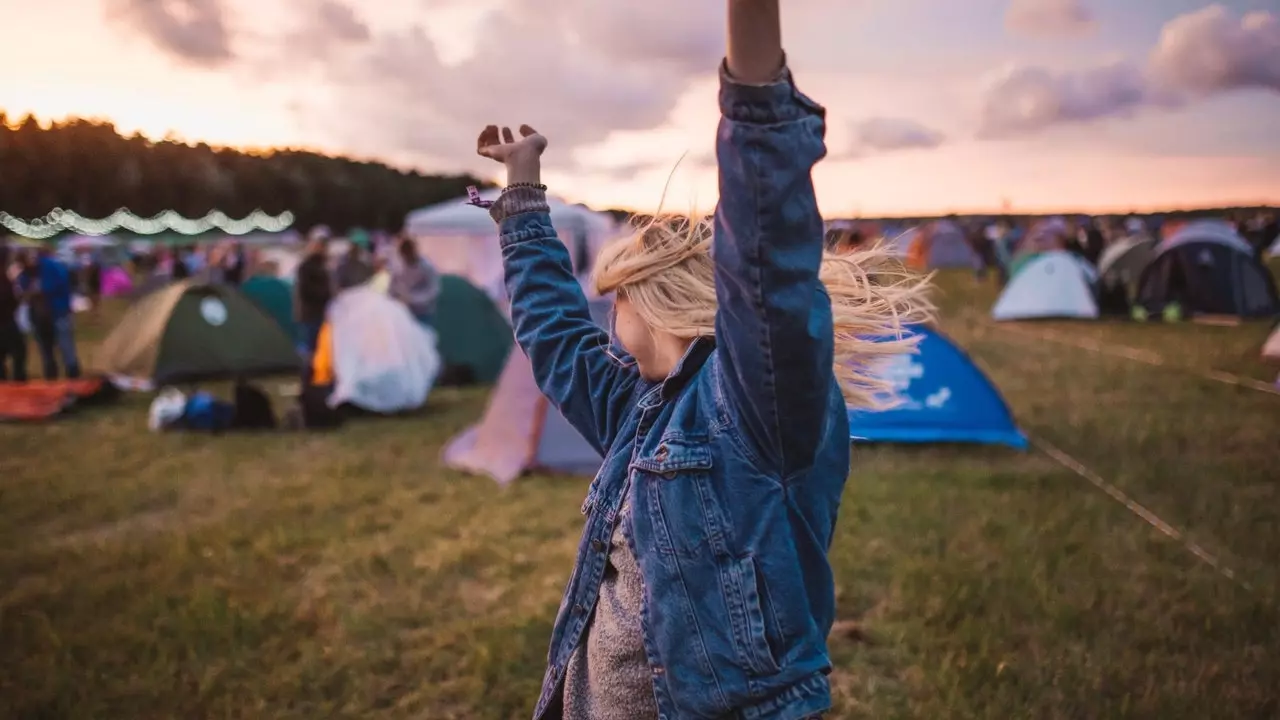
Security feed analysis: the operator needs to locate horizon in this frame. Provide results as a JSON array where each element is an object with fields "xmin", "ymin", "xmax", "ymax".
[{"xmin": 1, "ymin": 0, "xmax": 1277, "ymax": 215}]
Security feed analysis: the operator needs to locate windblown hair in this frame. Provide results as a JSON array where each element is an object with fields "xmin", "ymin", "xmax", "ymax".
[{"xmin": 592, "ymin": 215, "xmax": 934, "ymax": 410}]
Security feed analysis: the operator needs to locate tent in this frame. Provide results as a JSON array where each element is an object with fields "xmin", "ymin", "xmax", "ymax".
[
  {"xmin": 848, "ymin": 325, "xmax": 1027, "ymax": 448},
  {"xmin": 326, "ymin": 286, "xmax": 442, "ymax": 414},
  {"xmin": 443, "ymin": 297, "xmax": 612, "ymax": 484},
  {"xmin": 433, "ymin": 274, "xmax": 513, "ymax": 385},
  {"xmin": 404, "ymin": 189, "xmax": 620, "ymax": 300},
  {"xmin": 241, "ymin": 275, "xmax": 296, "ymax": 337},
  {"xmin": 992, "ymin": 251, "xmax": 1099, "ymax": 321},
  {"xmin": 97, "ymin": 280, "xmax": 300, "ymax": 389},
  {"xmin": 1096, "ymin": 235, "xmax": 1158, "ymax": 314},
  {"xmin": 1135, "ymin": 220, "xmax": 1279, "ymax": 318},
  {"xmin": 1263, "ymin": 324, "xmax": 1280, "ymax": 362},
  {"xmin": 1098, "ymin": 235, "xmax": 1157, "ymax": 291},
  {"xmin": 907, "ymin": 220, "xmax": 978, "ymax": 270},
  {"xmin": 879, "ymin": 226, "xmax": 916, "ymax": 257}
]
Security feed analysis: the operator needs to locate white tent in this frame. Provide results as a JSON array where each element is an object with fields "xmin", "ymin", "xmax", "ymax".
[
  {"xmin": 404, "ymin": 189, "xmax": 621, "ymax": 300},
  {"xmin": 327, "ymin": 286, "xmax": 442, "ymax": 414},
  {"xmin": 992, "ymin": 251, "xmax": 1099, "ymax": 321}
]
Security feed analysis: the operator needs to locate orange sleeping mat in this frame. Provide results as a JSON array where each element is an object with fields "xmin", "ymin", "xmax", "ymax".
[{"xmin": 0, "ymin": 376, "xmax": 113, "ymax": 422}]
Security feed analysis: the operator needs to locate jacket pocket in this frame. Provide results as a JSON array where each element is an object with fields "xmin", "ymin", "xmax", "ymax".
[
  {"xmin": 636, "ymin": 440, "xmax": 716, "ymax": 558},
  {"xmin": 726, "ymin": 555, "xmax": 781, "ymax": 677}
]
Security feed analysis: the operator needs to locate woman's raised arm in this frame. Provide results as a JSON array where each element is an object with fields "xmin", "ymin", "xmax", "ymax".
[
  {"xmin": 478, "ymin": 126, "xmax": 640, "ymax": 454},
  {"xmin": 713, "ymin": 0, "xmax": 834, "ymax": 478}
]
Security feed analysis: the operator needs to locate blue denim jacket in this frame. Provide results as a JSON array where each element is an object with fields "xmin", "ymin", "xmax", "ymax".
[{"xmin": 494, "ymin": 65, "xmax": 846, "ymax": 720}]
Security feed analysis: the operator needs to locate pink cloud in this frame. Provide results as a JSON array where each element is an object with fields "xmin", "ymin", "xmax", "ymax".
[
  {"xmin": 981, "ymin": 5, "xmax": 1279, "ymax": 138},
  {"xmin": 1005, "ymin": 0, "xmax": 1095, "ymax": 37}
]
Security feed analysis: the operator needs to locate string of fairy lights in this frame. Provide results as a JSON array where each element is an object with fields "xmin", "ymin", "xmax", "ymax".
[{"xmin": 0, "ymin": 208, "xmax": 295, "ymax": 240}]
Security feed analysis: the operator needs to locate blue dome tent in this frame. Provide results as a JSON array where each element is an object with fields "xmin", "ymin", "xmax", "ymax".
[{"xmin": 848, "ymin": 326, "xmax": 1027, "ymax": 449}]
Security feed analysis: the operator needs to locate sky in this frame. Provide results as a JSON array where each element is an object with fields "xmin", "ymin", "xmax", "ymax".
[{"xmin": 0, "ymin": 0, "xmax": 1278, "ymax": 216}]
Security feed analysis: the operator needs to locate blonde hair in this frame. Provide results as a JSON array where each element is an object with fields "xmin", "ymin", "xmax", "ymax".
[{"xmin": 592, "ymin": 215, "xmax": 934, "ymax": 410}]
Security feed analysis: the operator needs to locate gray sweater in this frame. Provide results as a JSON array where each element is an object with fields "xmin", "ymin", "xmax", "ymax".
[{"xmin": 562, "ymin": 500, "xmax": 659, "ymax": 719}]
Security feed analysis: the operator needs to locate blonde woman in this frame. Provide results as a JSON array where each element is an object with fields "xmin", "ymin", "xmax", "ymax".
[{"xmin": 476, "ymin": 1, "xmax": 930, "ymax": 717}]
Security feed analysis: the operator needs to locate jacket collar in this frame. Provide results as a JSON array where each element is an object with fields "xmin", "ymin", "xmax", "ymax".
[{"xmin": 638, "ymin": 336, "xmax": 715, "ymax": 410}]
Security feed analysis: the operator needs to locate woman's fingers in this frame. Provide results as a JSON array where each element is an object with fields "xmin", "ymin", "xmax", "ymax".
[
  {"xmin": 477, "ymin": 123, "xmax": 544, "ymax": 160},
  {"xmin": 476, "ymin": 125, "xmax": 500, "ymax": 155}
]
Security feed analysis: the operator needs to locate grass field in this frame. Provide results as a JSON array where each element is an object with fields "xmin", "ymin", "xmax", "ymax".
[{"xmin": 1, "ymin": 269, "xmax": 1278, "ymax": 719}]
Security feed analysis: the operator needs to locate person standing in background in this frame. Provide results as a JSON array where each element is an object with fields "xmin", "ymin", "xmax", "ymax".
[
  {"xmin": 223, "ymin": 241, "xmax": 246, "ymax": 286},
  {"xmin": 294, "ymin": 236, "xmax": 334, "ymax": 358},
  {"xmin": 18, "ymin": 248, "xmax": 80, "ymax": 379},
  {"xmin": 0, "ymin": 245, "xmax": 28, "ymax": 382},
  {"xmin": 171, "ymin": 247, "xmax": 191, "ymax": 280},
  {"xmin": 389, "ymin": 237, "xmax": 441, "ymax": 326},
  {"xmin": 334, "ymin": 243, "xmax": 374, "ymax": 290}
]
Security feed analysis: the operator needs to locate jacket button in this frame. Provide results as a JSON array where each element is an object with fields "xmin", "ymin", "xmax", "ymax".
[
  {"xmin": 655, "ymin": 445, "xmax": 669, "ymax": 460},
  {"xmin": 573, "ymin": 603, "xmax": 585, "ymax": 615},
  {"xmin": 651, "ymin": 665, "xmax": 665, "ymax": 675},
  {"xmin": 662, "ymin": 471, "xmax": 676, "ymax": 480},
  {"xmin": 591, "ymin": 539, "xmax": 606, "ymax": 552}
]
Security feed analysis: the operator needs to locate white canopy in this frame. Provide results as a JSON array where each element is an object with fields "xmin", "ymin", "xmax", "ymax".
[{"xmin": 404, "ymin": 189, "xmax": 621, "ymax": 300}]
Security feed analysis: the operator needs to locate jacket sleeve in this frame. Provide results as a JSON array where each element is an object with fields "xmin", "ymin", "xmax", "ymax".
[
  {"xmin": 712, "ymin": 62, "xmax": 834, "ymax": 478},
  {"xmin": 494, "ymin": 187, "xmax": 640, "ymax": 455}
]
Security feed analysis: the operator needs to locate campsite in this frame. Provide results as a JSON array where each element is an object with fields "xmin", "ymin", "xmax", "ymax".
[
  {"xmin": 4, "ymin": 0, "xmax": 1280, "ymax": 714},
  {"xmin": 1, "ymin": 251, "xmax": 1277, "ymax": 718}
]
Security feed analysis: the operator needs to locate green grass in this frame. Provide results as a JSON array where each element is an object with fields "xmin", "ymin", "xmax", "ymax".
[{"xmin": 1, "ymin": 270, "xmax": 1278, "ymax": 719}]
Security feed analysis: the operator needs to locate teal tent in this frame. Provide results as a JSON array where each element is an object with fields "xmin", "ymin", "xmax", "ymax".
[
  {"xmin": 433, "ymin": 274, "xmax": 513, "ymax": 384},
  {"xmin": 241, "ymin": 275, "xmax": 296, "ymax": 338}
]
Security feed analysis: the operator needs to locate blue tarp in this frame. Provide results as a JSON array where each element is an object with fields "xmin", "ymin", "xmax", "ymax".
[{"xmin": 848, "ymin": 326, "xmax": 1028, "ymax": 449}]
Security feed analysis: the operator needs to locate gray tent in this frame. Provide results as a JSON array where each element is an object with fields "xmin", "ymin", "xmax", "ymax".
[{"xmin": 443, "ymin": 297, "xmax": 612, "ymax": 485}]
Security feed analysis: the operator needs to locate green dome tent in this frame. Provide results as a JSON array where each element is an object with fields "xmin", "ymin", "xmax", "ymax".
[
  {"xmin": 98, "ymin": 280, "xmax": 300, "ymax": 387},
  {"xmin": 433, "ymin": 274, "xmax": 513, "ymax": 385},
  {"xmin": 241, "ymin": 275, "xmax": 296, "ymax": 338}
]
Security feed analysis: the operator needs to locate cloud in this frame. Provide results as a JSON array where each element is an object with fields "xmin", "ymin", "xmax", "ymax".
[
  {"xmin": 309, "ymin": 0, "xmax": 370, "ymax": 44},
  {"xmin": 106, "ymin": 0, "xmax": 234, "ymax": 66},
  {"xmin": 977, "ymin": 61, "xmax": 1150, "ymax": 137},
  {"xmin": 1005, "ymin": 0, "xmax": 1095, "ymax": 37},
  {"xmin": 980, "ymin": 5, "xmax": 1278, "ymax": 138},
  {"xmin": 305, "ymin": 0, "xmax": 721, "ymax": 169},
  {"xmin": 845, "ymin": 117, "xmax": 946, "ymax": 155},
  {"xmin": 1147, "ymin": 5, "xmax": 1280, "ymax": 96}
]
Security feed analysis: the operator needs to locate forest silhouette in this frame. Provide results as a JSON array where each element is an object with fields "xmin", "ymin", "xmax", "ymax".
[{"xmin": 0, "ymin": 113, "xmax": 490, "ymax": 235}]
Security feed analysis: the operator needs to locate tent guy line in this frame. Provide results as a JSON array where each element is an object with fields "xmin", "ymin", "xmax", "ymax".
[
  {"xmin": 996, "ymin": 325, "xmax": 1279, "ymax": 397},
  {"xmin": 956, "ymin": 342, "xmax": 1253, "ymax": 591},
  {"xmin": 1032, "ymin": 436, "xmax": 1253, "ymax": 593}
]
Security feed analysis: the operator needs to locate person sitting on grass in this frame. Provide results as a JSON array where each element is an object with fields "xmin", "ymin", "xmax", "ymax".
[{"xmin": 473, "ymin": 1, "xmax": 932, "ymax": 717}]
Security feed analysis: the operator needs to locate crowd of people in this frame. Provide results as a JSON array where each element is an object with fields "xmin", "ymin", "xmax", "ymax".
[
  {"xmin": 829, "ymin": 210, "xmax": 1278, "ymax": 288},
  {"xmin": 288, "ymin": 229, "xmax": 441, "ymax": 369},
  {"xmin": 0, "ymin": 245, "xmax": 82, "ymax": 382},
  {"xmin": 0, "ymin": 228, "xmax": 443, "ymax": 387}
]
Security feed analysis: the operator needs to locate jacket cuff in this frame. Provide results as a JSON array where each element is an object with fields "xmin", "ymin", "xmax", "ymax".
[
  {"xmin": 718, "ymin": 55, "xmax": 825, "ymax": 124},
  {"xmin": 489, "ymin": 186, "xmax": 551, "ymax": 225}
]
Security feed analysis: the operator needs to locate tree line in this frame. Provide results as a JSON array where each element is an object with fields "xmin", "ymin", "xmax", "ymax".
[{"xmin": 0, "ymin": 113, "xmax": 491, "ymax": 235}]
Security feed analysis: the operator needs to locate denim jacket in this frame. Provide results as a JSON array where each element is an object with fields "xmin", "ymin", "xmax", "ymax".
[{"xmin": 493, "ymin": 64, "xmax": 847, "ymax": 720}]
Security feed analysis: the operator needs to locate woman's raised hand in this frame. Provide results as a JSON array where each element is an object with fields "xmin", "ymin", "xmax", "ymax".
[{"xmin": 477, "ymin": 125, "xmax": 546, "ymax": 185}]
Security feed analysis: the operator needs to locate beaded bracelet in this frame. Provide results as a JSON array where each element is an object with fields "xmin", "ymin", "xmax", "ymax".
[{"xmin": 466, "ymin": 183, "xmax": 547, "ymax": 209}]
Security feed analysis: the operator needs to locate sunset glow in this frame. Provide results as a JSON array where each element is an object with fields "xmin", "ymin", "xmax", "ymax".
[{"xmin": 1, "ymin": 0, "xmax": 1277, "ymax": 216}]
